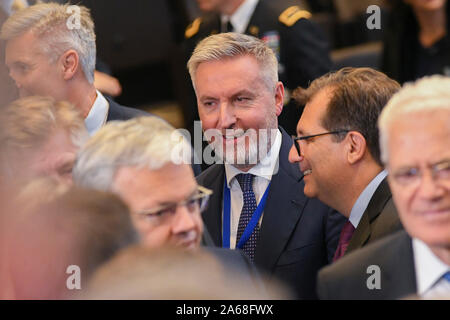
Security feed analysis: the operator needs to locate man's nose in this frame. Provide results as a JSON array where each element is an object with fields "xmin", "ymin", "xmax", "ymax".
[
  {"xmin": 218, "ymin": 102, "xmax": 236, "ymax": 129},
  {"xmin": 171, "ymin": 205, "xmax": 198, "ymax": 234},
  {"xmin": 288, "ymin": 143, "xmax": 303, "ymax": 163},
  {"xmin": 417, "ymin": 171, "xmax": 445, "ymax": 201}
]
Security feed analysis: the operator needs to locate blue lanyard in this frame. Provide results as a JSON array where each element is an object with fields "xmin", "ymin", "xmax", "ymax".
[{"xmin": 222, "ymin": 176, "xmax": 271, "ymax": 249}]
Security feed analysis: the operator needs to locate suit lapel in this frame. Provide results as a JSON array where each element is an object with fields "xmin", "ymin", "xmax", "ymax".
[
  {"xmin": 200, "ymin": 165, "xmax": 225, "ymax": 246},
  {"xmin": 347, "ymin": 178, "xmax": 392, "ymax": 252},
  {"xmin": 255, "ymin": 129, "xmax": 307, "ymax": 271},
  {"xmin": 382, "ymin": 232, "xmax": 417, "ymax": 297}
]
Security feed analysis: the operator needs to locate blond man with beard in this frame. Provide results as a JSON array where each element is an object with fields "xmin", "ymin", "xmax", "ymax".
[{"xmin": 189, "ymin": 32, "xmax": 345, "ymax": 299}]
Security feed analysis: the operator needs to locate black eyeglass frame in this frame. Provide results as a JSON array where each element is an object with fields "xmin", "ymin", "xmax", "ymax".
[{"xmin": 292, "ymin": 130, "xmax": 350, "ymax": 157}]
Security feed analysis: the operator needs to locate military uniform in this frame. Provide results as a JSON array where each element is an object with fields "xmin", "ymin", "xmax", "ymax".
[{"xmin": 182, "ymin": 0, "xmax": 332, "ymax": 136}]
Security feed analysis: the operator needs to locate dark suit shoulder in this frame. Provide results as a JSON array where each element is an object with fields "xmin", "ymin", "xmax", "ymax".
[
  {"xmin": 106, "ymin": 99, "xmax": 151, "ymax": 122},
  {"xmin": 318, "ymin": 230, "xmax": 415, "ymax": 299},
  {"xmin": 196, "ymin": 163, "xmax": 226, "ymax": 187}
]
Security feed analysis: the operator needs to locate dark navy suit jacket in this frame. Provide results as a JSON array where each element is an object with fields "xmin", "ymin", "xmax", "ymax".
[
  {"xmin": 106, "ymin": 98, "xmax": 149, "ymax": 121},
  {"xmin": 197, "ymin": 128, "xmax": 345, "ymax": 299}
]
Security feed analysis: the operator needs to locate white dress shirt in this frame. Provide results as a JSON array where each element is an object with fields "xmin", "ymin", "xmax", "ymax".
[
  {"xmin": 223, "ymin": 129, "xmax": 282, "ymax": 249},
  {"xmin": 84, "ymin": 90, "xmax": 110, "ymax": 136},
  {"xmin": 413, "ymin": 238, "xmax": 450, "ymax": 299},
  {"xmin": 220, "ymin": 0, "xmax": 259, "ymax": 34},
  {"xmin": 349, "ymin": 170, "xmax": 388, "ymax": 228}
]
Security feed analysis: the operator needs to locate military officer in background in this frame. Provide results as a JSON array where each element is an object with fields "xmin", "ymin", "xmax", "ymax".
[{"xmin": 180, "ymin": 0, "xmax": 332, "ymax": 138}]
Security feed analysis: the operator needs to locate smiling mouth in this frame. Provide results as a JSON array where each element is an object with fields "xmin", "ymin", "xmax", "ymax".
[
  {"xmin": 303, "ymin": 169, "xmax": 312, "ymax": 175},
  {"xmin": 223, "ymin": 130, "xmax": 245, "ymax": 140}
]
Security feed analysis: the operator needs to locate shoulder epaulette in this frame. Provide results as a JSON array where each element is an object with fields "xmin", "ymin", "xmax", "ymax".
[
  {"xmin": 278, "ymin": 6, "xmax": 311, "ymax": 27},
  {"xmin": 185, "ymin": 17, "xmax": 202, "ymax": 39}
]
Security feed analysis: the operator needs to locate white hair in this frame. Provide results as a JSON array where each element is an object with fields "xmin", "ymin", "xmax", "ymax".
[
  {"xmin": 73, "ymin": 117, "xmax": 193, "ymax": 191},
  {"xmin": 378, "ymin": 75, "xmax": 450, "ymax": 164},
  {"xmin": 187, "ymin": 32, "xmax": 279, "ymax": 91},
  {"xmin": 0, "ymin": 2, "xmax": 96, "ymax": 83}
]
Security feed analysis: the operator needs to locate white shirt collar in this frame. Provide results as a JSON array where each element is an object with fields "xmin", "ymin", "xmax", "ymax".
[
  {"xmin": 349, "ymin": 170, "xmax": 388, "ymax": 228},
  {"xmin": 221, "ymin": 0, "xmax": 259, "ymax": 34},
  {"xmin": 225, "ymin": 129, "xmax": 282, "ymax": 186},
  {"xmin": 84, "ymin": 90, "xmax": 110, "ymax": 136},
  {"xmin": 413, "ymin": 238, "xmax": 450, "ymax": 297}
]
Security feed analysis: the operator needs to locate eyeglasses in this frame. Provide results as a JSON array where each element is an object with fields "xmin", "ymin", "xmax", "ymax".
[
  {"xmin": 390, "ymin": 160, "xmax": 450, "ymax": 187},
  {"xmin": 135, "ymin": 185, "xmax": 213, "ymax": 224},
  {"xmin": 292, "ymin": 130, "xmax": 350, "ymax": 157}
]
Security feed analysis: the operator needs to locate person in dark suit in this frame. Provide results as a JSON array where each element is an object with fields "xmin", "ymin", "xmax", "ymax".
[
  {"xmin": 180, "ymin": 0, "xmax": 332, "ymax": 138},
  {"xmin": 0, "ymin": 2, "xmax": 148, "ymax": 136},
  {"xmin": 318, "ymin": 75, "xmax": 450, "ymax": 299},
  {"xmin": 73, "ymin": 116, "xmax": 270, "ymax": 294},
  {"xmin": 187, "ymin": 32, "xmax": 344, "ymax": 299},
  {"xmin": 382, "ymin": 0, "xmax": 450, "ymax": 84},
  {"xmin": 289, "ymin": 67, "xmax": 403, "ymax": 262}
]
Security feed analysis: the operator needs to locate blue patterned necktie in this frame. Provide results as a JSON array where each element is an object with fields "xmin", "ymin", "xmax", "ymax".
[
  {"xmin": 235, "ymin": 173, "xmax": 259, "ymax": 262},
  {"xmin": 444, "ymin": 271, "xmax": 450, "ymax": 282}
]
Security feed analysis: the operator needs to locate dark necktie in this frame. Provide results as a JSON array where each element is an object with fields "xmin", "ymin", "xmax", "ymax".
[
  {"xmin": 332, "ymin": 220, "xmax": 355, "ymax": 262},
  {"xmin": 236, "ymin": 173, "xmax": 259, "ymax": 262},
  {"xmin": 222, "ymin": 20, "xmax": 233, "ymax": 33}
]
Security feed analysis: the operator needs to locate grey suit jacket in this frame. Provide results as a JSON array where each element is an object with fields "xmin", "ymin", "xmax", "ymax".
[
  {"xmin": 197, "ymin": 128, "xmax": 345, "ymax": 299},
  {"xmin": 346, "ymin": 178, "xmax": 403, "ymax": 255},
  {"xmin": 318, "ymin": 230, "xmax": 417, "ymax": 299}
]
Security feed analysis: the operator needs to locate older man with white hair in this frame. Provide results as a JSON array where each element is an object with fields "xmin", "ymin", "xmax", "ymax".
[
  {"xmin": 317, "ymin": 75, "xmax": 450, "ymax": 300},
  {"xmin": 73, "ymin": 116, "xmax": 272, "ymax": 294}
]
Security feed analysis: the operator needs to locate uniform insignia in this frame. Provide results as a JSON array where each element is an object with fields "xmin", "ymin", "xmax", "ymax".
[
  {"xmin": 262, "ymin": 31, "xmax": 280, "ymax": 62},
  {"xmin": 249, "ymin": 25, "xmax": 259, "ymax": 37},
  {"xmin": 185, "ymin": 17, "xmax": 202, "ymax": 39},
  {"xmin": 278, "ymin": 6, "xmax": 311, "ymax": 27}
]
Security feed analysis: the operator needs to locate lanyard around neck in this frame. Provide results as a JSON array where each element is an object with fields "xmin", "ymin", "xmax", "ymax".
[{"xmin": 222, "ymin": 175, "xmax": 271, "ymax": 249}]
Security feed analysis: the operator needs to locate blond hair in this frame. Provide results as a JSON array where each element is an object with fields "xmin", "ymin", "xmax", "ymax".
[
  {"xmin": 187, "ymin": 32, "xmax": 278, "ymax": 91},
  {"xmin": 0, "ymin": 95, "xmax": 87, "ymax": 152},
  {"xmin": 1, "ymin": 2, "xmax": 96, "ymax": 83}
]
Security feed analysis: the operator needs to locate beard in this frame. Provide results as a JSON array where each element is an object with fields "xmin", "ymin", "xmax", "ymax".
[{"xmin": 204, "ymin": 126, "xmax": 277, "ymax": 169}]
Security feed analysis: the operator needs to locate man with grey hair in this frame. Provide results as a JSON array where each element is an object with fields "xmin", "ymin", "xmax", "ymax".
[
  {"xmin": 73, "ymin": 116, "xmax": 269, "ymax": 293},
  {"xmin": 317, "ymin": 75, "xmax": 450, "ymax": 300},
  {"xmin": 74, "ymin": 116, "xmax": 203, "ymax": 249},
  {"xmin": 189, "ymin": 32, "xmax": 344, "ymax": 299},
  {"xmin": 0, "ymin": 2, "xmax": 147, "ymax": 135},
  {"xmin": 0, "ymin": 95, "xmax": 88, "ymax": 187}
]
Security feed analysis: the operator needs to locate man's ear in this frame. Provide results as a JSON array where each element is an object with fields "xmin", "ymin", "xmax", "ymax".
[
  {"xmin": 346, "ymin": 131, "xmax": 366, "ymax": 165},
  {"xmin": 274, "ymin": 81, "xmax": 284, "ymax": 116},
  {"xmin": 60, "ymin": 50, "xmax": 79, "ymax": 81}
]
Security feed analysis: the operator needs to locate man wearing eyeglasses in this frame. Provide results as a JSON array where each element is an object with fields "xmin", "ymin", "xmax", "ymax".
[
  {"xmin": 72, "ymin": 116, "xmax": 276, "ymax": 297},
  {"xmin": 289, "ymin": 67, "xmax": 404, "ymax": 261},
  {"xmin": 317, "ymin": 75, "xmax": 450, "ymax": 300},
  {"xmin": 73, "ymin": 117, "xmax": 208, "ymax": 250}
]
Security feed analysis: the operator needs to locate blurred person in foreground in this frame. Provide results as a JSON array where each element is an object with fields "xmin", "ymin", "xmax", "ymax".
[
  {"xmin": 3, "ymin": 178, "xmax": 138, "ymax": 299},
  {"xmin": 73, "ymin": 116, "xmax": 270, "ymax": 296},
  {"xmin": 81, "ymin": 246, "xmax": 291, "ymax": 300},
  {"xmin": 0, "ymin": 95, "xmax": 88, "ymax": 188},
  {"xmin": 317, "ymin": 75, "xmax": 450, "ymax": 299}
]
